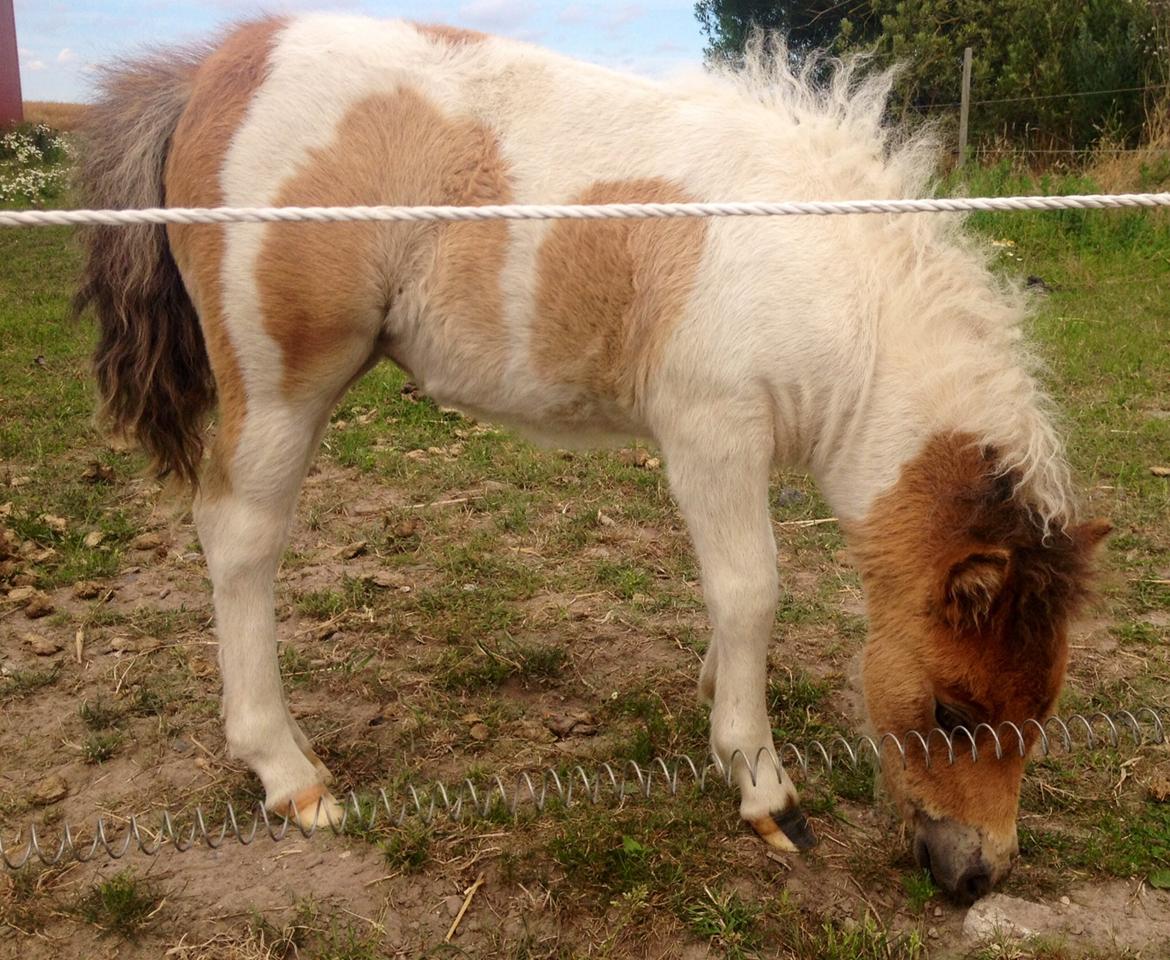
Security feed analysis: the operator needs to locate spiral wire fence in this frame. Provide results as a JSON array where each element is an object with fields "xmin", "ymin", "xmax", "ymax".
[{"xmin": 4, "ymin": 706, "xmax": 1164, "ymax": 870}]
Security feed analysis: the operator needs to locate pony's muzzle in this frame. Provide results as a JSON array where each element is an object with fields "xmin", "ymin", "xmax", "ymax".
[{"xmin": 913, "ymin": 813, "xmax": 1014, "ymax": 904}]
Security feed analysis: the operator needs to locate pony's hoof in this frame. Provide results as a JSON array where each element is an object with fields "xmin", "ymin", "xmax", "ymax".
[
  {"xmin": 749, "ymin": 806, "xmax": 818, "ymax": 852},
  {"xmin": 274, "ymin": 784, "xmax": 344, "ymax": 829}
]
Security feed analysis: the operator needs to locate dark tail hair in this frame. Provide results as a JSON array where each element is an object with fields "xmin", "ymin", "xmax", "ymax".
[{"xmin": 73, "ymin": 48, "xmax": 213, "ymax": 487}]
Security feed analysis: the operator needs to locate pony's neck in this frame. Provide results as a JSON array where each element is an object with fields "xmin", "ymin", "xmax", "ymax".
[{"xmin": 810, "ymin": 353, "xmax": 1066, "ymax": 529}]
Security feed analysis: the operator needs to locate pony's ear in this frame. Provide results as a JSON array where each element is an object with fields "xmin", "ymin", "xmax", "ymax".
[{"xmin": 941, "ymin": 547, "xmax": 1011, "ymax": 630}]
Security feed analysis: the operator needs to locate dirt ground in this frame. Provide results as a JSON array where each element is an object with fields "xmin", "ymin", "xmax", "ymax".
[{"xmin": 3, "ymin": 445, "xmax": 1169, "ymax": 959}]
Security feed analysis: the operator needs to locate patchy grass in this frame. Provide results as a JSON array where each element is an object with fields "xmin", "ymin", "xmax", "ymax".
[
  {"xmin": 2, "ymin": 166, "xmax": 1168, "ymax": 958},
  {"xmin": 76, "ymin": 871, "xmax": 164, "ymax": 939}
]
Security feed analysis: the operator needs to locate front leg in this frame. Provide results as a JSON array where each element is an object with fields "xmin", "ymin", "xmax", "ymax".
[{"xmin": 660, "ymin": 416, "xmax": 817, "ymax": 853}]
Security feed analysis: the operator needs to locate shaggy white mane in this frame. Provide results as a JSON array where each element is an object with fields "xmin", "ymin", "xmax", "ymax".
[{"xmin": 706, "ymin": 35, "xmax": 1077, "ymax": 530}]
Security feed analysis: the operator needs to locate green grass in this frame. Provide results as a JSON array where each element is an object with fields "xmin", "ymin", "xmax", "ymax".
[
  {"xmin": 901, "ymin": 869, "xmax": 939, "ymax": 913},
  {"xmin": 0, "ymin": 664, "xmax": 61, "ymax": 699},
  {"xmin": 82, "ymin": 731, "xmax": 123, "ymax": 764},
  {"xmin": 2, "ymin": 160, "xmax": 1169, "ymax": 956},
  {"xmin": 76, "ymin": 870, "xmax": 163, "ymax": 939},
  {"xmin": 79, "ymin": 698, "xmax": 122, "ymax": 730},
  {"xmin": 680, "ymin": 886, "xmax": 764, "ymax": 959},
  {"xmin": 436, "ymin": 635, "xmax": 567, "ymax": 692}
]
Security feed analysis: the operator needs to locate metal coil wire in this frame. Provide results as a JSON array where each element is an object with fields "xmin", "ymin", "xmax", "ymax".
[{"xmin": 3, "ymin": 707, "xmax": 1164, "ymax": 870}]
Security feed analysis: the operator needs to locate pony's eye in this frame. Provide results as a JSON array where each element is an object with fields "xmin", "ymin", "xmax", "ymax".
[{"xmin": 934, "ymin": 701, "xmax": 973, "ymax": 732}]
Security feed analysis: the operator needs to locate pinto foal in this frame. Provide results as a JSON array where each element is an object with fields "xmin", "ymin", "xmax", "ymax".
[{"xmin": 76, "ymin": 17, "xmax": 1107, "ymax": 902}]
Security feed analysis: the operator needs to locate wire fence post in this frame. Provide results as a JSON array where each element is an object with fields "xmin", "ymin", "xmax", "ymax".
[{"xmin": 958, "ymin": 46, "xmax": 973, "ymax": 167}]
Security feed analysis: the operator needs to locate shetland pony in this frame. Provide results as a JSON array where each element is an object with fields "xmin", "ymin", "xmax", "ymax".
[{"xmin": 75, "ymin": 17, "xmax": 1108, "ymax": 902}]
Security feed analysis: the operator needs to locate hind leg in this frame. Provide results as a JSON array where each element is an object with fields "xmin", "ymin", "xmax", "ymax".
[
  {"xmin": 659, "ymin": 412, "xmax": 816, "ymax": 853},
  {"xmin": 197, "ymin": 353, "xmax": 373, "ymax": 824}
]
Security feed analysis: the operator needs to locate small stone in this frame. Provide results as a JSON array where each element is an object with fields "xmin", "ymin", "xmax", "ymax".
[
  {"xmin": 1059, "ymin": 895, "xmax": 1071, "ymax": 906},
  {"xmin": 29, "ymin": 775, "xmax": 69, "ymax": 806},
  {"xmin": 468, "ymin": 722, "xmax": 490, "ymax": 742},
  {"xmin": 933, "ymin": 906, "xmax": 943, "ymax": 918},
  {"xmin": 617, "ymin": 448, "xmax": 657, "ymax": 469},
  {"xmin": 516, "ymin": 718, "xmax": 556, "ymax": 744},
  {"xmin": 83, "ymin": 531, "xmax": 104, "ymax": 549},
  {"xmin": 927, "ymin": 927, "xmax": 939, "ymax": 939},
  {"xmin": 388, "ymin": 518, "xmax": 421, "ymax": 540},
  {"xmin": 1151, "ymin": 466, "xmax": 1170, "ymax": 478},
  {"xmin": 545, "ymin": 710, "xmax": 598, "ymax": 739},
  {"xmin": 962, "ymin": 895, "xmax": 1039, "ymax": 943},
  {"xmin": 364, "ymin": 570, "xmax": 408, "ymax": 590},
  {"xmin": 23, "ymin": 591, "xmax": 54, "ymax": 619},
  {"xmin": 81, "ymin": 461, "xmax": 116, "ymax": 484},
  {"xmin": 24, "ymin": 633, "xmax": 63, "ymax": 656},
  {"xmin": 73, "ymin": 580, "xmax": 103, "ymax": 600},
  {"xmin": 334, "ymin": 540, "xmax": 367, "ymax": 560},
  {"xmin": 130, "ymin": 532, "xmax": 164, "ymax": 551}
]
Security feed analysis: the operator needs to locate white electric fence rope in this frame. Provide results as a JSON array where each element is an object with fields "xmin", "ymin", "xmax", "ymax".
[
  {"xmin": 3, "ymin": 706, "xmax": 1165, "ymax": 870},
  {"xmin": 2, "ymin": 192, "xmax": 1170, "ymax": 228}
]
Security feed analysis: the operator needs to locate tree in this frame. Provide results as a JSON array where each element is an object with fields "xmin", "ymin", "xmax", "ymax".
[
  {"xmin": 695, "ymin": 0, "xmax": 1170, "ymax": 150},
  {"xmin": 695, "ymin": 0, "xmax": 877, "ymax": 61}
]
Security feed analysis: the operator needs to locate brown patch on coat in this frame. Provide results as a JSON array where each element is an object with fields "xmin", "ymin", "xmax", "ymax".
[
  {"xmin": 414, "ymin": 23, "xmax": 488, "ymax": 45},
  {"xmin": 847, "ymin": 432, "xmax": 1109, "ymax": 836},
  {"xmin": 255, "ymin": 88, "xmax": 513, "ymax": 396},
  {"xmin": 166, "ymin": 18, "xmax": 287, "ymax": 496},
  {"xmin": 532, "ymin": 180, "xmax": 707, "ymax": 411}
]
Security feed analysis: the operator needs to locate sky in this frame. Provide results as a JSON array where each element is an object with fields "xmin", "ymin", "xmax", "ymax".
[{"xmin": 14, "ymin": 0, "xmax": 710, "ymax": 103}]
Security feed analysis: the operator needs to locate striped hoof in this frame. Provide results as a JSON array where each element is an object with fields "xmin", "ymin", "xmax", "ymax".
[
  {"xmin": 273, "ymin": 783, "xmax": 344, "ymax": 829},
  {"xmin": 749, "ymin": 806, "xmax": 817, "ymax": 852}
]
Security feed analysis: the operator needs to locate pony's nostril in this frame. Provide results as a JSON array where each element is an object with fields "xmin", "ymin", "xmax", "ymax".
[
  {"xmin": 913, "ymin": 836, "xmax": 933, "ymax": 874},
  {"xmin": 957, "ymin": 863, "xmax": 994, "ymax": 904}
]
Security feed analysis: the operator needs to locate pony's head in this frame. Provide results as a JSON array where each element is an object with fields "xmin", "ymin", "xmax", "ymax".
[{"xmin": 849, "ymin": 433, "xmax": 1108, "ymax": 902}]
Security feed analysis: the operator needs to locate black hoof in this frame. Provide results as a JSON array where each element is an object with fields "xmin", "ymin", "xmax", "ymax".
[{"xmin": 774, "ymin": 806, "xmax": 818, "ymax": 851}]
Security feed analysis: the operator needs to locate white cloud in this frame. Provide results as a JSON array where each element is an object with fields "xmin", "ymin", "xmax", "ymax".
[
  {"xmin": 57, "ymin": 47, "xmax": 77, "ymax": 63},
  {"xmin": 28, "ymin": 59, "xmax": 47, "ymax": 71},
  {"xmin": 458, "ymin": 0, "xmax": 535, "ymax": 30}
]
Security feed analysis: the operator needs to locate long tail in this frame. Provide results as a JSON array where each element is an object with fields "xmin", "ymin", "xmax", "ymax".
[{"xmin": 73, "ymin": 47, "xmax": 213, "ymax": 487}]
